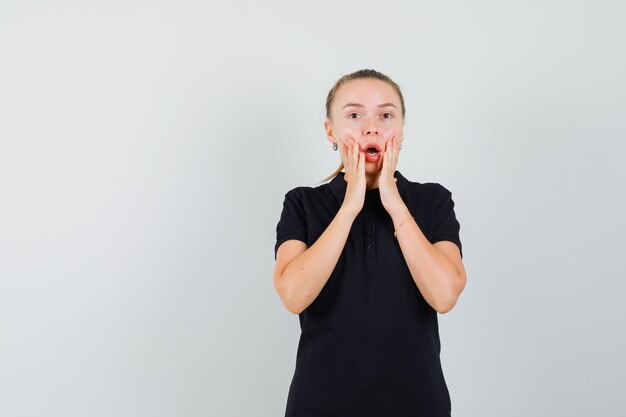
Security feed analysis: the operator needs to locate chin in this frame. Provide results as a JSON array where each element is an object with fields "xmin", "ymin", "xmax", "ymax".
[{"xmin": 365, "ymin": 163, "xmax": 383, "ymax": 173}]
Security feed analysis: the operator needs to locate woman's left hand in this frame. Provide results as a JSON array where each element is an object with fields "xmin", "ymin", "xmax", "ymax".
[{"xmin": 379, "ymin": 136, "xmax": 404, "ymax": 214}]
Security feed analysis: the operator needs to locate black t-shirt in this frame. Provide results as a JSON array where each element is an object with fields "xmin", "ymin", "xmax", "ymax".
[{"xmin": 274, "ymin": 170, "xmax": 463, "ymax": 417}]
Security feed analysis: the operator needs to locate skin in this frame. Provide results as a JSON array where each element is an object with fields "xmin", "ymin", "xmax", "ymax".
[
  {"xmin": 323, "ymin": 78, "xmax": 405, "ymax": 215},
  {"xmin": 273, "ymin": 78, "xmax": 466, "ymax": 314}
]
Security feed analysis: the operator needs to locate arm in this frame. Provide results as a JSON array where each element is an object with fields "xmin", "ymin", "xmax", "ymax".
[
  {"xmin": 273, "ymin": 207, "xmax": 357, "ymax": 314},
  {"xmin": 377, "ymin": 137, "xmax": 466, "ymax": 314},
  {"xmin": 389, "ymin": 204, "xmax": 466, "ymax": 314},
  {"xmin": 274, "ymin": 137, "xmax": 365, "ymax": 315}
]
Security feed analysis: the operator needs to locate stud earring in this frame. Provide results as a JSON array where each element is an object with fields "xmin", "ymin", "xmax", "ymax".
[
  {"xmin": 399, "ymin": 144, "xmax": 402, "ymax": 150},
  {"xmin": 332, "ymin": 143, "xmax": 338, "ymax": 151}
]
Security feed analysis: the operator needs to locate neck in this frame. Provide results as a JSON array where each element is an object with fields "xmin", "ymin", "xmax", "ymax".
[{"xmin": 365, "ymin": 172, "xmax": 380, "ymax": 190}]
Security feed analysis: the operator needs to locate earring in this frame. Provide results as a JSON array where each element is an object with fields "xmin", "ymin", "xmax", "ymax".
[
  {"xmin": 399, "ymin": 144, "xmax": 402, "ymax": 150},
  {"xmin": 332, "ymin": 143, "xmax": 338, "ymax": 151}
]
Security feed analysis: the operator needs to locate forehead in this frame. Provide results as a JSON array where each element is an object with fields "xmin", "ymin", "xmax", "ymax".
[{"xmin": 333, "ymin": 78, "xmax": 400, "ymax": 106}]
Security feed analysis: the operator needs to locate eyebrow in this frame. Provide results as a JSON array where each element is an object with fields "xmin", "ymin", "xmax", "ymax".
[{"xmin": 342, "ymin": 102, "xmax": 398, "ymax": 109}]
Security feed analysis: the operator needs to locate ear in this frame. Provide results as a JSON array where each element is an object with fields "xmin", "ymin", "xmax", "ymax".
[{"xmin": 324, "ymin": 120, "xmax": 335, "ymax": 145}]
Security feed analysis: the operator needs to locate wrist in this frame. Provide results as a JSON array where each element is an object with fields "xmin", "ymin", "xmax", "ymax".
[
  {"xmin": 389, "ymin": 206, "xmax": 412, "ymax": 226},
  {"xmin": 338, "ymin": 205, "xmax": 359, "ymax": 221}
]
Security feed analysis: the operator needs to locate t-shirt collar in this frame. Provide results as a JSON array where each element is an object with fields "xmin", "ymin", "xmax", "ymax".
[{"xmin": 329, "ymin": 170, "xmax": 410, "ymax": 202}]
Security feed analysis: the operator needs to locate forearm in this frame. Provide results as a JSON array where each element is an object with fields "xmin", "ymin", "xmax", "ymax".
[
  {"xmin": 278, "ymin": 207, "xmax": 356, "ymax": 314},
  {"xmin": 390, "ymin": 205, "xmax": 462, "ymax": 313}
]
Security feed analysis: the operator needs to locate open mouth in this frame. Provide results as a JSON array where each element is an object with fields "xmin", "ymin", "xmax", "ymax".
[
  {"xmin": 363, "ymin": 143, "xmax": 382, "ymax": 156},
  {"xmin": 361, "ymin": 143, "xmax": 382, "ymax": 162}
]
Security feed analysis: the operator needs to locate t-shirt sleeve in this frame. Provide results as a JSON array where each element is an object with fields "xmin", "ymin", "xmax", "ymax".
[
  {"xmin": 431, "ymin": 184, "xmax": 463, "ymax": 259},
  {"xmin": 274, "ymin": 188, "xmax": 308, "ymax": 260}
]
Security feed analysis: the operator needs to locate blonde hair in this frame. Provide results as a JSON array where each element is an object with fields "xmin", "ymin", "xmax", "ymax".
[{"xmin": 320, "ymin": 69, "xmax": 406, "ymax": 184}]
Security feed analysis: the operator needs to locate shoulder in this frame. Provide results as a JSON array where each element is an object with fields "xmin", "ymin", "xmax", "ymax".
[
  {"xmin": 279, "ymin": 183, "xmax": 335, "ymax": 216},
  {"xmin": 397, "ymin": 173, "xmax": 459, "ymax": 214},
  {"xmin": 401, "ymin": 175, "xmax": 453, "ymax": 198},
  {"xmin": 282, "ymin": 181, "xmax": 334, "ymax": 202}
]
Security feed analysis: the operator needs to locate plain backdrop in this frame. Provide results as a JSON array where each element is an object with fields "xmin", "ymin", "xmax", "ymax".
[{"xmin": 1, "ymin": 1, "xmax": 625, "ymax": 416}]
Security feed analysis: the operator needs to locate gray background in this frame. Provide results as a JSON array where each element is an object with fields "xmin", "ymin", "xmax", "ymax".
[{"xmin": 1, "ymin": 1, "xmax": 624, "ymax": 416}]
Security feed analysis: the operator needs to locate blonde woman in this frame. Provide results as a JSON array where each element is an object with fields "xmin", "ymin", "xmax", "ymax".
[{"xmin": 274, "ymin": 69, "xmax": 466, "ymax": 417}]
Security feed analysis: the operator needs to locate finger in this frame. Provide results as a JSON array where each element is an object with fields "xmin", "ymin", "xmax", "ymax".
[
  {"xmin": 381, "ymin": 141, "xmax": 388, "ymax": 172},
  {"xmin": 385, "ymin": 140, "xmax": 392, "ymax": 173},
  {"xmin": 390, "ymin": 139, "xmax": 397, "ymax": 172},
  {"xmin": 358, "ymin": 149, "xmax": 365, "ymax": 177},
  {"xmin": 394, "ymin": 138, "xmax": 400, "ymax": 168},
  {"xmin": 387, "ymin": 137, "xmax": 396, "ymax": 170},
  {"xmin": 349, "ymin": 139, "xmax": 355, "ymax": 173}
]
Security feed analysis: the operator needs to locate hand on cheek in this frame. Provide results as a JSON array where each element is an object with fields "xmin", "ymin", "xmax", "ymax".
[
  {"xmin": 340, "ymin": 138, "xmax": 366, "ymax": 217},
  {"xmin": 339, "ymin": 137, "xmax": 352, "ymax": 163},
  {"xmin": 384, "ymin": 137, "xmax": 400, "ymax": 174},
  {"xmin": 379, "ymin": 136, "xmax": 403, "ymax": 212}
]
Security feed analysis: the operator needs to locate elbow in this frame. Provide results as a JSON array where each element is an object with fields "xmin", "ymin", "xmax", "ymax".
[
  {"xmin": 432, "ymin": 297, "xmax": 457, "ymax": 314},
  {"xmin": 285, "ymin": 302, "xmax": 304, "ymax": 315},
  {"xmin": 280, "ymin": 289, "xmax": 305, "ymax": 315},
  {"xmin": 282, "ymin": 294, "xmax": 306, "ymax": 315},
  {"xmin": 434, "ymin": 298, "xmax": 457, "ymax": 314},
  {"xmin": 274, "ymin": 273, "xmax": 306, "ymax": 315},
  {"xmin": 434, "ymin": 272, "xmax": 466, "ymax": 314}
]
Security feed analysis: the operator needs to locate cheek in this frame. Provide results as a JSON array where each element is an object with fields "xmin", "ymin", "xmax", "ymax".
[
  {"xmin": 337, "ymin": 126, "xmax": 361, "ymax": 144},
  {"xmin": 381, "ymin": 125, "xmax": 402, "ymax": 140}
]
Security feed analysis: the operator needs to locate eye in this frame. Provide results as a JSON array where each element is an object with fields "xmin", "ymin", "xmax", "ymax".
[
  {"xmin": 382, "ymin": 113, "xmax": 393, "ymax": 119},
  {"xmin": 348, "ymin": 113, "xmax": 360, "ymax": 119}
]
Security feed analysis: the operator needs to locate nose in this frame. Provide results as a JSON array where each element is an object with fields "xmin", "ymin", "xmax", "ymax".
[{"xmin": 363, "ymin": 117, "xmax": 380, "ymax": 136}]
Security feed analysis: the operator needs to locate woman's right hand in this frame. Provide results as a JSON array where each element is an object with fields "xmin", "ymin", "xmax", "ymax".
[{"xmin": 340, "ymin": 138, "xmax": 366, "ymax": 218}]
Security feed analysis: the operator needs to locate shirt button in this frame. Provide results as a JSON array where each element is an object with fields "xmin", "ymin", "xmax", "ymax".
[
  {"xmin": 367, "ymin": 230, "xmax": 373, "ymax": 237},
  {"xmin": 368, "ymin": 217, "xmax": 373, "ymax": 223},
  {"xmin": 367, "ymin": 243, "xmax": 373, "ymax": 250}
]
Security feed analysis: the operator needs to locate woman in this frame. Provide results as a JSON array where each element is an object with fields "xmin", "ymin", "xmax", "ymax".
[{"xmin": 273, "ymin": 69, "xmax": 466, "ymax": 417}]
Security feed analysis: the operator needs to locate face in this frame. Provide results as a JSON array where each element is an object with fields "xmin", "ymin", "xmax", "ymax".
[{"xmin": 325, "ymin": 78, "xmax": 404, "ymax": 173}]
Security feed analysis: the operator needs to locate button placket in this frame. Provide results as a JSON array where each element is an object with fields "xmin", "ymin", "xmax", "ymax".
[{"xmin": 365, "ymin": 212, "xmax": 376, "ymax": 261}]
